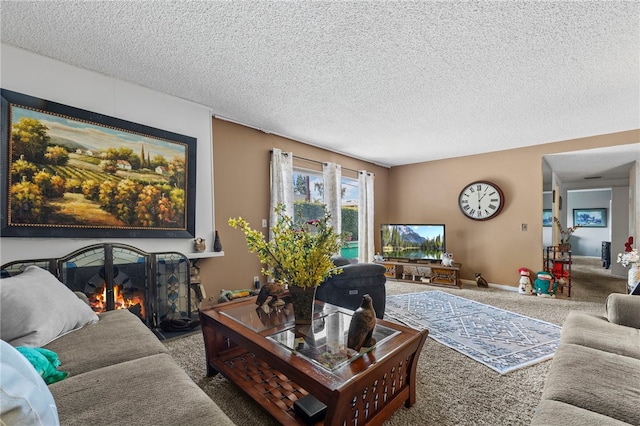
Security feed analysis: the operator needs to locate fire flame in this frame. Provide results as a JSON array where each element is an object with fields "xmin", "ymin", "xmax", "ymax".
[{"xmin": 89, "ymin": 285, "xmax": 145, "ymax": 319}]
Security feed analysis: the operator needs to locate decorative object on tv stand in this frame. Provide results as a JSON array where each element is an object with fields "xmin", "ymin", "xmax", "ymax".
[
  {"xmin": 213, "ymin": 230, "xmax": 222, "ymax": 252},
  {"xmin": 193, "ymin": 238, "xmax": 206, "ymax": 253},
  {"xmin": 458, "ymin": 180, "xmax": 505, "ymax": 221},
  {"xmin": 228, "ymin": 203, "xmax": 343, "ymax": 346},
  {"xmin": 347, "ymin": 294, "xmax": 377, "ymax": 352},
  {"xmin": 616, "ymin": 237, "xmax": 639, "ymax": 294},
  {"xmin": 441, "ymin": 252, "xmax": 455, "ymax": 267},
  {"xmin": 553, "ymin": 216, "xmax": 581, "ymax": 251}
]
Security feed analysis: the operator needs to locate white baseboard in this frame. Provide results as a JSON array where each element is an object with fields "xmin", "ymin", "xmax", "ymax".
[{"xmin": 460, "ymin": 279, "xmax": 519, "ymax": 292}]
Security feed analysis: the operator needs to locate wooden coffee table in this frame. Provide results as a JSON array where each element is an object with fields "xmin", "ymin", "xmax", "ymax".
[{"xmin": 200, "ymin": 296, "xmax": 428, "ymax": 425}]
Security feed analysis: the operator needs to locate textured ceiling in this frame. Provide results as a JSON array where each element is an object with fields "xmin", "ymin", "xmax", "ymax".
[{"xmin": 1, "ymin": 1, "xmax": 638, "ymax": 173}]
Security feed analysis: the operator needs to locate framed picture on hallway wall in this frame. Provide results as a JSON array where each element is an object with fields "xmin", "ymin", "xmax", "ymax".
[
  {"xmin": 542, "ymin": 209, "xmax": 552, "ymax": 227},
  {"xmin": 573, "ymin": 208, "xmax": 607, "ymax": 228},
  {"xmin": 1, "ymin": 89, "xmax": 197, "ymax": 238}
]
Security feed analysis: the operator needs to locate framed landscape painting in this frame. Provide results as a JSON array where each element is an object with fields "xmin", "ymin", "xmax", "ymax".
[
  {"xmin": 1, "ymin": 89, "xmax": 197, "ymax": 238},
  {"xmin": 542, "ymin": 209, "xmax": 552, "ymax": 227},
  {"xmin": 573, "ymin": 208, "xmax": 607, "ymax": 228}
]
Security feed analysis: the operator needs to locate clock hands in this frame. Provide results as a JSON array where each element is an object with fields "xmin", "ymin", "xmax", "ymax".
[{"xmin": 478, "ymin": 187, "xmax": 489, "ymax": 202}]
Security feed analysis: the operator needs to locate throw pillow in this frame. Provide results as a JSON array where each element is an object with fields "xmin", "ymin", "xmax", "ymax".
[
  {"xmin": 0, "ymin": 339, "xmax": 60, "ymax": 425},
  {"xmin": 0, "ymin": 266, "xmax": 99, "ymax": 347}
]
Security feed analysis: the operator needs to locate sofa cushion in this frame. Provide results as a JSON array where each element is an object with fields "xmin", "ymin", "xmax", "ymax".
[
  {"xmin": 43, "ymin": 309, "xmax": 167, "ymax": 377},
  {"xmin": 606, "ymin": 293, "xmax": 640, "ymax": 329},
  {"xmin": 532, "ymin": 400, "xmax": 633, "ymax": 426},
  {"xmin": 560, "ymin": 311, "xmax": 640, "ymax": 360},
  {"xmin": 49, "ymin": 353, "xmax": 235, "ymax": 426},
  {"xmin": 541, "ymin": 343, "xmax": 640, "ymax": 425},
  {"xmin": 0, "ymin": 266, "xmax": 99, "ymax": 347}
]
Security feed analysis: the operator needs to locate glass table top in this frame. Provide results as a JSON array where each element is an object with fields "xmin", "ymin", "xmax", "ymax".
[
  {"xmin": 268, "ymin": 310, "xmax": 399, "ymax": 372},
  {"xmin": 219, "ymin": 299, "xmax": 296, "ymax": 332},
  {"xmin": 218, "ymin": 299, "xmax": 399, "ymax": 372}
]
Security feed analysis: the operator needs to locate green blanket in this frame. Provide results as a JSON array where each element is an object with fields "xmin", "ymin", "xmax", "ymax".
[{"xmin": 16, "ymin": 346, "xmax": 68, "ymax": 384}]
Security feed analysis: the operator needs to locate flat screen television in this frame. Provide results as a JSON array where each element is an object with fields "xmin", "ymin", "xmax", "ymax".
[{"xmin": 380, "ymin": 224, "xmax": 445, "ymax": 262}]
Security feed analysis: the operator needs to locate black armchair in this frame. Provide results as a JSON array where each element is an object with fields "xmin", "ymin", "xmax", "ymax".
[{"xmin": 315, "ymin": 259, "xmax": 386, "ymax": 319}]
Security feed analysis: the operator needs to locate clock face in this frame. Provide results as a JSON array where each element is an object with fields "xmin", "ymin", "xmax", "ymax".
[{"xmin": 458, "ymin": 181, "xmax": 505, "ymax": 221}]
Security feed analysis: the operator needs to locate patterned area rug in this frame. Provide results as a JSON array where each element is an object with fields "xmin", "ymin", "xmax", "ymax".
[{"xmin": 385, "ymin": 291, "xmax": 561, "ymax": 374}]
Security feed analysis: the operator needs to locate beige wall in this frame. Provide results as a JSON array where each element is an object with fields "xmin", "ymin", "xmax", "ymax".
[
  {"xmin": 389, "ymin": 130, "xmax": 639, "ymax": 286},
  {"xmin": 198, "ymin": 118, "xmax": 389, "ymax": 300},
  {"xmin": 200, "ymin": 123, "xmax": 638, "ymax": 299}
]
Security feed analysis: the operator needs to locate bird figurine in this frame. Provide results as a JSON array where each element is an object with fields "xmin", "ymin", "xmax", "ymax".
[
  {"xmin": 255, "ymin": 281, "xmax": 285, "ymax": 307},
  {"xmin": 347, "ymin": 294, "xmax": 377, "ymax": 351},
  {"xmin": 475, "ymin": 273, "xmax": 489, "ymax": 288}
]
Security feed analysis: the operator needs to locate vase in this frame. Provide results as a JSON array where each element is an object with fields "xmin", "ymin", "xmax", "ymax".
[
  {"xmin": 288, "ymin": 285, "xmax": 316, "ymax": 346},
  {"xmin": 213, "ymin": 230, "xmax": 222, "ymax": 252},
  {"xmin": 628, "ymin": 264, "xmax": 640, "ymax": 294},
  {"xmin": 558, "ymin": 243, "xmax": 571, "ymax": 252}
]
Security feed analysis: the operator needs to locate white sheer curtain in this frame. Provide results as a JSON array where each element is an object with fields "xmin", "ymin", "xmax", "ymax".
[
  {"xmin": 358, "ymin": 171, "xmax": 375, "ymax": 263},
  {"xmin": 322, "ymin": 162, "xmax": 342, "ymax": 236},
  {"xmin": 269, "ymin": 148, "xmax": 293, "ymax": 238}
]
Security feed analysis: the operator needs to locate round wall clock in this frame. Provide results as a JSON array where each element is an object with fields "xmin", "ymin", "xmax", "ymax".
[{"xmin": 458, "ymin": 181, "xmax": 505, "ymax": 221}]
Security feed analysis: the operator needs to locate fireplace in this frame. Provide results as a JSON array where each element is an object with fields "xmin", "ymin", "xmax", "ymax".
[
  {"xmin": 67, "ymin": 263, "xmax": 148, "ymax": 321},
  {"xmin": 1, "ymin": 243, "xmax": 194, "ymax": 331}
]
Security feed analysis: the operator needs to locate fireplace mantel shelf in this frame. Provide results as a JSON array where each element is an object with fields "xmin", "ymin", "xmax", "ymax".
[{"xmin": 187, "ymin": 251, "xmax": 224, "ymax": 259}]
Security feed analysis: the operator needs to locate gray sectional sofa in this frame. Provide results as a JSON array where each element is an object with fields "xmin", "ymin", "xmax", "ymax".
[
  {"xmin": 0, "ymin": 264, "xmax": 233, "ymax": 425},
  {"xmin": 42, "ymin": 309, "xmax": 234, "ymax": 426},
  {"xmin": 532, "ymin": 293, "xmax": 640, "ymax": 425}
]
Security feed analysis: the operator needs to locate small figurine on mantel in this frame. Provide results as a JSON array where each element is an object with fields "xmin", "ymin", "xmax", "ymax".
[
  {"xmin": 347, "ymin": 294, "xmax": 377, "ymax": 352},
  {"xmin": 193, "ymin": 238, "xmax": 206, "ymax": 253}
]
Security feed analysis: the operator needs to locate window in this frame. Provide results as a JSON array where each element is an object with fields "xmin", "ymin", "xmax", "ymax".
[{"xmin": 293, "ymin": 168, "xmax": 359, "ymax": 259}]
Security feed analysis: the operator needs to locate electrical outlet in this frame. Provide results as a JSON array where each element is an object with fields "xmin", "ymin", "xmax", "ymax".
[
  {"xmin": 262, "ymin": 219, "xmax": 268, "ymax": 227},
  {"xmin": 253, "ymin": 276, "xmax": 259, "ymax": 283},
  {"xmin": 521, "ymin": 223, "xmax": 528, "ymax": 231}
]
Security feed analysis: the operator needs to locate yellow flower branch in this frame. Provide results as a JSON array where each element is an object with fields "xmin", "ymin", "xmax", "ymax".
[{"xmin": 229, "ymin": 204, "xmax": 343, "ymax": 288}]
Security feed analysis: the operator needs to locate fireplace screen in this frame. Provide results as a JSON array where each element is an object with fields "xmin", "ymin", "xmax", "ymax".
[
  {"xmin": 1, "ymin": 243, "xmax": 193, "ymax": 330},
  {"xmin": 60, "ymin": 245, "xmax": 149, "ymax": 322}
]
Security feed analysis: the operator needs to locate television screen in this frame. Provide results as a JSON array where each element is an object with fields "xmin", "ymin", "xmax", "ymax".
[{"xmin": 380, "ymin": 224, "xmax": 445, "ymax": 261}]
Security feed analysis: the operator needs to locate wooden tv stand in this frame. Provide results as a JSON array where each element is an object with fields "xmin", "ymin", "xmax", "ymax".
[{"xmin": 376, "ymin": 260, "xmax": 462, "ymax": 288}]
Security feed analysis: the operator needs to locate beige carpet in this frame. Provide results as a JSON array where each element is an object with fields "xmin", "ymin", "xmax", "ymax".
[{"xmin": 164, "ymin": 257, "xmax": 627, "ymax": 425}]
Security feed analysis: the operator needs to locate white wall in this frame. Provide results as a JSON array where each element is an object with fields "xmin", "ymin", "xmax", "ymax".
[
  {"xmin": 0, "ymin": 44, "xmax": 216, "ymax": 263},
  {"xmin": 611, "ymin": 185, "xmax": 632, "ymax": 277},
  {"xmin": 566, "ymin": 189, "xmax": 611, "ymax": 257}
]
